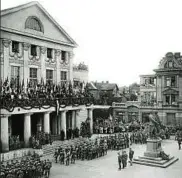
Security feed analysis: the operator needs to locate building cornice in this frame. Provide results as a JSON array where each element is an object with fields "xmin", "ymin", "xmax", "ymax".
[{"xmin": 1, "ymin": 26, "xmax": 76, "ymax": 48}]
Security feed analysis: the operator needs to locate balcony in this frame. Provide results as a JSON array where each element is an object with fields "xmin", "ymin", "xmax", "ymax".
[{"xmin": 162, "ymin": 104, "xmax": 179, "ymax": 108}]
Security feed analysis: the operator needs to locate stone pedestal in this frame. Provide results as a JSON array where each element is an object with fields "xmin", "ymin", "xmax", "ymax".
[
  {"xmin": 144, "ymin": 138, "xmax": 162, "ymax": 158},
  {"xmin": 133, "ymin": 137, "xmax": 179, "ymax": 168}
]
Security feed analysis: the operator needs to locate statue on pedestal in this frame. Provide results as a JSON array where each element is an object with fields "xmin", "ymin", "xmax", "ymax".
[{"xmin": 148, "ymin": 113, "xmax": 161, "ymax": 139}]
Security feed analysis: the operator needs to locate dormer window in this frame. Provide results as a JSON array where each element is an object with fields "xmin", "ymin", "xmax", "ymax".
[
  {"xmin": 47, "ymin": 48, "xmax": 52, "ymax": 59},
  {"xmin": 31, "ymin": 45, "xmax": 37, "ymax": 56},
  {"xmin": 12, "ymin": 41, "xmax": 19, "ymax": 53},
  {"xmin": 168, "ymin": 61, "xmax": 173, "ymax": 68},
  {"xmin": 61, "ymin": 51, "xmax": 66, "ymax": 61},
  {"xmin": 25, "ymin": 16, "xmax": 44, "ymax": 33}
]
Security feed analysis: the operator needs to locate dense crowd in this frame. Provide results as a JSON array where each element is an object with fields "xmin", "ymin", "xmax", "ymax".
[
  {"xmin": 29, "ymin": 132, "xmax": 52, "ymax": 149},
  {"xmin": 9, "ymin": 135, "xmax": 22, "ymax": 151},
  {"xmin": 1, "ymin": 77, "xmax": 92, "ymax": 99},
  {"xmin": 0, "ymin": 154, "xmax": 52, "ymax": 178}
]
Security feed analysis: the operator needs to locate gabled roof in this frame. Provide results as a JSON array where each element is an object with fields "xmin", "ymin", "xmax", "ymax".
[
  {"xmin": 1, "ymin": 1, "xmax": 77, "ymax": 47},
  {"xmin": 94, "ymin": 82, "xmax": 118, "ymax": 91},
  {"xmin": 87, "ymin": 82, "xmax": 98, "ymax": 90}
]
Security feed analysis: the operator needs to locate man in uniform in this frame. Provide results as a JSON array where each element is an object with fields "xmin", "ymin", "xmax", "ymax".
[
  {"xmin": 118, "ymin": 152, "xmax": 122, "ymax": 170},
  {"xmin": 54, "ymin": 148, "xmax": 59, "ymax": 163},
  {"xmin": 129, "ymin": 148, "xmax": 134, "ymax": 166}
]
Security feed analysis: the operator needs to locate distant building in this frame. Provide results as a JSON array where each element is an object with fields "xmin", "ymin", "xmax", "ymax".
[
  {"xmin": 139, "ymin": 74, "xmax": 156, "ymax": 105},
  {"xmin": 112, "ymin": 52, "xmax": 182, "ymax": 126},
  {"xmin": 73, "ymin": 62, "xmax": 88, "ymax": 87}
]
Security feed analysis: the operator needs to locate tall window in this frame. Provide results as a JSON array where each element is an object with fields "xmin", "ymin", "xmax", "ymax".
[
  {"xmin": 165, "ymin": 95, "xmax": 170, "ymax": 105},
  {"xmin": 165, "ymin": 76, "xmax": 176, "ymax": 87},
  {"xmin": 25, "ymin": 16, "xmax": 43, "ymax": 32},
  {"xmin": 11, "ymin": 66, "xmax": 20, "ymax": 87},
  {"xmin": 61, "ymin": 71, "xmax": 67, "ymax": 85},
  {"xmin": 29, "ymin": 68, "xmax": 37, "ymax": 87},
  {"xmin": 47, "ymin": 48, "xmax": 52, "ymax": 59},
  {"xmin": 31, "ymin": 45, "xmax": 37, "ymax": 56},
  {"xmin": 46, "ymin": 69, "xmax": 53, "ymax": 84},
  {"xmin": 61, "ymin": 51, "xmax": 66, "ymax": 61},
  {"xmin": 12, "ymin": 41, "xmax": 19, "ymax": 53}
]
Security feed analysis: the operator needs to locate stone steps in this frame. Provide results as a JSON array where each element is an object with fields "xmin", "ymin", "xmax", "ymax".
[{"xmin": 133, "ymin": 156, "xmax": 179, "ymax": 168}]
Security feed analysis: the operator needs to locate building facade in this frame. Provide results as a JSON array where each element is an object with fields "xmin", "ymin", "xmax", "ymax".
[
  {"xmin": 112, "ymin": 52, "xmax": 182, "ymax": 126},
  {"xmin": 0, "ymin": 2, "xmax": 94, "ymax": 153}
]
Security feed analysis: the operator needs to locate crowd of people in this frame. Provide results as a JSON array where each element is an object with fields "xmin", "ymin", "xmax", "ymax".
[
  {"xmin": 9, "ymin": 135, "xmax": 22, "ymax": 151},
  {"xmin": 0, "ymin": 153, "xmax": 52, "ymax": 178},
  {"xmin": 29, "ymin": 132, "xmax": 52, "ymax": 149},
  {"xmin": 53, "ymin": 139, "xmax": 108, "ymax": 166},
  {"xmin": 0, "ymin": 77, "xmax": 93, "ymax": 105}
]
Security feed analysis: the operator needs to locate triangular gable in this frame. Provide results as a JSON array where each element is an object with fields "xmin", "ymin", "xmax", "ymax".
[
  {"xmin": 163, "ymin": 88, "xmax": 179, "ymax": 95},
  {"xmin": 1, "ymin": 1, "xmax": 77, "ymax": 47},
  {"xmin": 158, "ymin": 52, "xmax": 181, "ymax": 69}
]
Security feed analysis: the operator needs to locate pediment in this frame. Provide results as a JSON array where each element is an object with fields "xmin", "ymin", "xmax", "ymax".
[
  {"xmin": 1, "ymin": 2, "xmax": 77, "ymax": 46},
  {"xmin": 163, "ymin": 88, "xmax": 179, "ymax": 95},
  {"xmin": 158, "ymin": 52, "xmax": 182, "ymax": 69}
]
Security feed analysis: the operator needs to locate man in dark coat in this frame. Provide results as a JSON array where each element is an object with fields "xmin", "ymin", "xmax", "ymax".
[
  {"xmin": 129, "ymin": 148, "xmax": 134, "ymax": 166},
  {"xmin": 118, "ymin": 152, "xmax": 122, "ymax": 170}
]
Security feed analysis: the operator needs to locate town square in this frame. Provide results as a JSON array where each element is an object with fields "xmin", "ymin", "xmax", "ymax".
[{"xmin": 0, "ymin": 0, "xmax": 182, "ymax": 178}]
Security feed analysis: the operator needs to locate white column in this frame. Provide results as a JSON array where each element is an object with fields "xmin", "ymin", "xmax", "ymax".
[
  {"xmin": 40, "ymin": 46, "xmax": 47, "ymax": 83},
  {"xmin": 68, "ymin": 51, "xmax": 74, "ymax": 82},
  {"xmin": 55, "ymin": 49, "xmax": 61, "ymax": 84},
  {"xmin": 61, "ymin": 111, "xmax": 67, "ymax": 139},
  {"xmin": 44, "ymin": 112, "xmax": 50, "ymax": 133},
  {"xmin": 23, "ymin": 42, "xmax": 31, "ymax": 90},
  {"xmin": 1, "ymin": 115, "xmax": 10, "ymax": 152},
  {"xmin": 88, "ymin": 109, "xmax": 93, "ymax": 134},
  {"xmin": 2, "ymin": 39, "xmax": 11, "ymax": 81},
  {"xmin": 72, "ymin": 111, "xmax": 76, "ymax": 129},
  {"xmin": 24, "ymin": 113, "xmax": 32, "ymax": 147}
]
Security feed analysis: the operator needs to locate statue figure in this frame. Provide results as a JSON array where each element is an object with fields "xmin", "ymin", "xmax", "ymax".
[{"xmin": 148, "ymin": 113, "xmax": 161, "ymax": 139}]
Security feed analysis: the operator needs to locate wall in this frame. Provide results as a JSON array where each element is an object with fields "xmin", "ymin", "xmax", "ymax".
[{"xmin": 73, "ymin": 69, "xmax": 89, "ymax": 83}]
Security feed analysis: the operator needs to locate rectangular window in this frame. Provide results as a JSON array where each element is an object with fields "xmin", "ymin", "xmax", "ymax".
[
  {"xmin": 47, "ymin": 48, "xmax": 52, "ymax": 59},
  {"xmin": 29, "ymin": 68, "xmax": 37, "ymax": 87},
  {"xmin": 171, "ymin": 76, "xmax": 176, "ymax": 87},
  {"xmin": 60, "ymin": 71, "xmax": 67, "ymax": 86},
  {"xmin": 12, "ymin": 41, "xmax": 19, "ymax": 53},
  {"xmin": 171, "ymin": 94, "xmax": 176, "ymax": 104},
  {"xmin": 46, "ymin": 69, "xmax": 53, "ymax": 84},
  {"xmin": 166, "ymin": 95, "xmax": 170, "ymax": 105},
  {"xmin": 31, "ymin": 45, "xmax": 37, "ymax": 56},
  {"xmin": 165, "ymin": 76, "xmax": 176, "ymax": 87},
  {"xmin": 11, "ymin": 66, "xmax": 20, "ymax": 87},
  {"xmin": 61, "ymin": 51, "xmax": 66, "ymax": 61}
]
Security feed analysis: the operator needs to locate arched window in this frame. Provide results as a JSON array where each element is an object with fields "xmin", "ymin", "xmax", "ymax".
[{"xmin": 25, "ymin": 16, "xmax": 44, "ymax": 32}]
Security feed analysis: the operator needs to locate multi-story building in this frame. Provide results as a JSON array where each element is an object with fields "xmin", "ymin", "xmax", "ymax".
[
  {"xmin": 139, "ymin": 74, "xmax": 156, "ymax": 105},
  {"xmin": 112, "ymin": 52, "xmax": 182, "ymax": 126},
  {"xmin": 0, "ymin": 2, "xmax": 94, "ymax": 153}
]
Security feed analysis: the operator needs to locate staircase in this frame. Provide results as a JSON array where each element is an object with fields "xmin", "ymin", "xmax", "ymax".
[{"xmin": 42, "ymin": 137, "xmax": 89, "ymax": 157}]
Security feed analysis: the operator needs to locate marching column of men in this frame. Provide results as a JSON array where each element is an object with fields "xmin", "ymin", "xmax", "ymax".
[
  {"xmin": 54, "ymin": 140, "xmax": 108, "ymax": 166},
  {"xmin": 0, "ymin": 154, "xmax": 52, "ymax": 178}
]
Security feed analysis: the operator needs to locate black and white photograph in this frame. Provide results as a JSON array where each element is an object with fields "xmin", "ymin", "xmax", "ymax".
[{"xmin": 0, "ymin": 0, "xmax": 182, "ymax": 178}]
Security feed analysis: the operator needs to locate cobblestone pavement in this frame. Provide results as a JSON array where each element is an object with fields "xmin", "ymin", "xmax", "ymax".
[{"xmin": 48, "ymin": 139, "xmax": 182, "ymax": 178}]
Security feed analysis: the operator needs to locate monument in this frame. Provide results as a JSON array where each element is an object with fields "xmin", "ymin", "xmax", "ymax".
[{"xmin": 133, "ymin": 113, "xmax": 179, "ymax": 168}]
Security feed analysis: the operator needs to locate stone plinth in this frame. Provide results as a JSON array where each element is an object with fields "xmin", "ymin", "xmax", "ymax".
[
  {"xmin": 133, "ymin": 138, "xmax": 179, "ymax": 168},
  {"xmin": 144, "ymin": 138, "xmax": 162, "ymax": 158}
]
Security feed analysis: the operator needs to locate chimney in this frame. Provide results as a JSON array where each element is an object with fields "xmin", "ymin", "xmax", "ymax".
[
  {"xmin": 106, "ymin": 81, "xmax": 109, "ymax": 83},
  {"xmin": 174, "ymin": 52, "xmax": 180, "ymax": 59},
  {"xmin": 102, "ymin": 81, "xmax": 104, "ymax": 83}
]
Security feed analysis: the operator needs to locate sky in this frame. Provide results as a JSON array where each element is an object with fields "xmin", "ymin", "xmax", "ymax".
[{"xmin": 2, "ymin": 0, "xmax": 182, "ymax": 86}]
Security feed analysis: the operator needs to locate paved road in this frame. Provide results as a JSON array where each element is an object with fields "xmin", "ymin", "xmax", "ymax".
[{"xmin": 48, "ymin": 139, "xmax": 182, "ymax": 178}]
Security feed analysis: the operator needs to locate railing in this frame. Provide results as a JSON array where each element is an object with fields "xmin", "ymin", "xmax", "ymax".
[
  {"xmin": 0, "ymin": 96, "xmax": 95, "ymax": 112},
  {"xmin": 162, "ymin": 104, "xmax": 179, "ymax": 108}
]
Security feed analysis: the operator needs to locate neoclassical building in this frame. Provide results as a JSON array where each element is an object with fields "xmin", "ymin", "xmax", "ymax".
[
  {"xmin": 0, "ymin": 2, "xmax": 94, "ymax": 153},
  {"xmin": 112, "ymin": 52, "xmax": 182, "ymax": 126}
]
